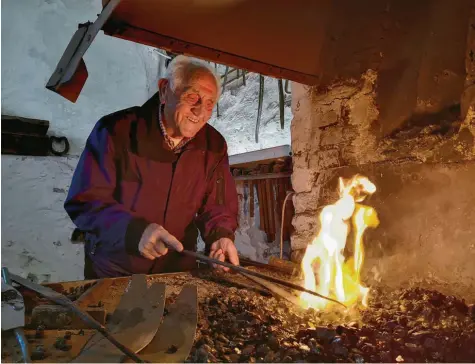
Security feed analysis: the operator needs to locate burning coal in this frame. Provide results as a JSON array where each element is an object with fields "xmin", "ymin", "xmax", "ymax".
[{"xmin": 300, "ymin": 175, "xmax": 379, "ymax": 310}]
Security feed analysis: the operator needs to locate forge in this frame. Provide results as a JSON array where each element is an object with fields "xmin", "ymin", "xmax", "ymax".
[
  {"xmin": 2, "ymin": 267, "xmax": 474, "ymax": 363},
  {"xmin": 2, "ymin": 0, "xmax": 475, "ymax": 363}
]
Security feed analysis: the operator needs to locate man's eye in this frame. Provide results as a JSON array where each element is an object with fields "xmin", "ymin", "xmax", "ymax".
[
  {"xmin": 186, "ymin": 93, "xmax": 199, "ymax": 103},
  {"xmin": 205, "ymin": 100, "xmax": 214, "ymax": 110}
]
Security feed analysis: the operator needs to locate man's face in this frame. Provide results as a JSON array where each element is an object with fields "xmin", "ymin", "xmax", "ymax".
[{"xmin": 159, "ymin": 70, "xmax": 218, "ymax": 139}]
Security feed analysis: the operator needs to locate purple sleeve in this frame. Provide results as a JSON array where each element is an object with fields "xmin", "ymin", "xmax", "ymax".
[
  {"xmin": 195, "ymin": 146, "xmax": 238, "ymax": 247},
  {"xmin": 64, "ymin": 121, "xmax": 149, "ymax": 255}
]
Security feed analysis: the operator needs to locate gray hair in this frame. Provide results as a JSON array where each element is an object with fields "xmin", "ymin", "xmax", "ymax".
[{"xmin": 164, "ymin": 55, "xmax": 222, "ymax": 98}]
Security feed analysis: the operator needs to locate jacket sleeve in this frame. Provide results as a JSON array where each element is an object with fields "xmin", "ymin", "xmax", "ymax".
[
  {"xmin": 195, "ymin": 145, "xmax": 238, "ymax": 248},
  {"xmin": 64, "ymin": 120, "xmax": 150, "ymax": 255}
]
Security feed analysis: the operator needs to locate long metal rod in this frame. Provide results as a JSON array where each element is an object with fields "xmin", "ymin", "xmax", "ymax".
[
  {"xmin": 240, "ymin": 272, "xmax": 302, "ymax": 306},
  {"xmin": 280, "ymin": 191, "xmax": 295, "ymax": 259},
  {"xmin": 181, "ymin": 250, "xmax": 347, "ymax": 308},
  {"xmin": 9, "ymin": 273, "xmax": 144, "ymax": 363}
]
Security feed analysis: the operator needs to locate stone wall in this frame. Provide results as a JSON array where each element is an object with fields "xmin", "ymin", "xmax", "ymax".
[{"xmin": 289, "ymin": 1, "xmax": 475, "ymax": 299}]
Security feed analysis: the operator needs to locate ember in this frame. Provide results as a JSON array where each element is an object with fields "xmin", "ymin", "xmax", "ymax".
[
  {"xmin": 189, "ymin": 284, "xmax": 475, "ymax": 363},
  {"xmin": 300, "ymin": 174, "xmax": 379, "ymax": 310}
]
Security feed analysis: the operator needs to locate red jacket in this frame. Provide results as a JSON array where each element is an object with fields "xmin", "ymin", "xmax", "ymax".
[{"xmin": 64, "ymin": 93, "xmax": 238, "ymax": 277}]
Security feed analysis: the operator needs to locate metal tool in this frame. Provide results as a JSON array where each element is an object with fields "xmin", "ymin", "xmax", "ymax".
[
  {"xmin": 133, "ymin": 284, "xmax": 198, "ymax": 363},
  {"xmin": 240, "ymin": 272, "xmax": 302, "ymax": 306},
  {"xmin": 9, "ymin": 272, "xmax": 144, "ymax": 363},
  {"xmin": 74, "ymin": 274, "xmax": 166, "ymax": 363},
  {"xmin": 180, "ymin": 249, "xmax": 347, "ymax": 308},
  {"xmin": 1, "ymin": 268, "xmax": 30, "ymax": 363}
]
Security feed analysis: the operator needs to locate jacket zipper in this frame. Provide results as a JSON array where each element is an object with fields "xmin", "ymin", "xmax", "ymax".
[
  {"xmin": 163, "ymin": 158, "xmax": 178, "ymax": 223},
  {"xmin": 150, "ymin": 154, "xmax": 179, "ymax": 273}
]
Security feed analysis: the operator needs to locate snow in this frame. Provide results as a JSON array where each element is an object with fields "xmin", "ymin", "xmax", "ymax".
[
  {"xmin": 210, "ymin": 73, "xmax": 292, "ymax": 155},
  {"xmin": 1, "ymin": 0, "xmax": 292, "ymax": 282},
  {"xmin": 1, "ymin": 0, "xmax": 161, "ymax": 155}
]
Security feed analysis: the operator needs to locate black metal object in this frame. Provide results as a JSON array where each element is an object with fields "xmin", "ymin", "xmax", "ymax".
[
  {"xmin": 1, "ymin": 132, "xmax": 50, "ymax": 156},
  {"xmin": 1, "ymin": 133, "xmax": 70, "ymax": 157},
  {"xmin": 278, "ymin": 79, "xmax": 285, "ymax": 129},
  {"xmin": 215, "ymin": 63, "xmax": 220, "ymax": 118},
  {"xmin": 222, "ymin": 65, "xmax": 229, "ymax": 95},
  {"xmin": 45, "ymin": 0, "xmax": 121, "ymax": 102},
  {"xmin": 255, "ymin": 74, "xmax": 265, "ymax": 143},
  {"xmin": 240, "ymin": 272, "xmax": 301, "ymax": 306},
  {"xmin": 180, "ymin": 250, "xmax": 347, "ymax": 308},
  {"xmin": 9, "ymin": 273, "xmax": 144, "ymax": 363},
  {"xmin": 49, "ymin": 136, "xmax": 70, "ymax": 156},
  {"xmin": 1, "ymin": 114, "xmax": 70, "ymax": 156},
  {"xmin": 1, "ymin": 115, "xmax": 49, "ymax": 135}
]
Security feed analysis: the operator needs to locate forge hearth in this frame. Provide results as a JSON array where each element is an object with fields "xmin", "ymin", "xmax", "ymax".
[
  {"xmin": 289, "ymin": 3, "xmax": 475, "ymax": 305},
  {"xmin": 189, "ymin": 270, "xmax": 475, "ymax": 363},
  {"xmin": 3, "ymin": 269, "xmax": 474, "ymax": 363}
]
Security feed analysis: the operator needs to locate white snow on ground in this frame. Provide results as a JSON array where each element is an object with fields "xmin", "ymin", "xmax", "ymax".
[
  {"xmin": 1, "ymin": 0, "xmax": 292, "ymax": 282},
  {"xmin": 210, "ymin": 72, "xmax": 292, "ymax": 155}
]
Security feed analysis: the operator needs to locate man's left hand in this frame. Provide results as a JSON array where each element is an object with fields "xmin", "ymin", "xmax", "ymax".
[{"xmin": 209, "ymin": 238, "xmax": 239, "ymax": 272}]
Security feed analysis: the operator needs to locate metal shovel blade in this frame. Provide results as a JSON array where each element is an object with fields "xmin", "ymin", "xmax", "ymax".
[
  {"xmin": 73, "ymin": 274, "xmax": 166, "ymax": 363},
  {"xmin": 133, "ymin": 284, "xmax": 198, "ymax": 363}
]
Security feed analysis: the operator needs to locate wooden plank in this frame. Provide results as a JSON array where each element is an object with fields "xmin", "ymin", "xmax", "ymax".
[
  {"xmin": 1, "ymin": 115, "xmax": 49, "ymax": 136},
  {"xmin": 229, "ymin": 145, "xmax": 291, "ymax": 167},
  {"xmin": 265, "ymin": 179, "xmax": 275, "ymax": 241},
  {"xmin": 233, "ymin": 172, "xmax": 292, "ymax": 181},
  {"xmin": 249, "ymin": 181, "xmax": 255, "ymax": 219},
  {"xmin": 102, "ymin": 24, "xmax": 319, "ymax": 86},
  {"xmin": 256, "ymin": 180, "xmax": 267, "ymax": 234},
  {"xmin": 262, "ymin": 180, "xmax": 271, "ymax": 238},
  {"xmin": 1, "ymin": 132, "xmax": 50, "ymax": 156}
]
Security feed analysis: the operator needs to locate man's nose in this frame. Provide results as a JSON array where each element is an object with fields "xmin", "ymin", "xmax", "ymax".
[{"xmin": 191, "ymin": 102, "xmax": 203, "ymax": 117}]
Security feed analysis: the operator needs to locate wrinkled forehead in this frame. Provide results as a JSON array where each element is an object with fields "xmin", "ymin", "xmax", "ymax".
[{"xmin": 183, "ymin": 68, "xmax": 218, "ymax": 95}]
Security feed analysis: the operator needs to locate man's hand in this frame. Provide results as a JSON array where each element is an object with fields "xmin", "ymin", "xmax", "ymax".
[
  {"xmin": 209, "ymin": 238, "xmax": 239, "ymax": 272},
  {"xmin": 138, "ymin": 223, "xmax": 183, "ymax": 260}
]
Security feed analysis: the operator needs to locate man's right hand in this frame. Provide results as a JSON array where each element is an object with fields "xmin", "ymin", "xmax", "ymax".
[{"xmin": 138, "ymin": 223, "xmax": 183, "ymax": 260}]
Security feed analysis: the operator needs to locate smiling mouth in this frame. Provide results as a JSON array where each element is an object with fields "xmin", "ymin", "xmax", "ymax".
[{"xmin": 187, "ymin": 116, "xmax": 199, "ymax": 124}]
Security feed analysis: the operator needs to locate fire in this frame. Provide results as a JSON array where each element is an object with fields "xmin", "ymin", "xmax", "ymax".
[{"xmin": 300, "ymin": 174, "xmax": 379, "ymax": 310}]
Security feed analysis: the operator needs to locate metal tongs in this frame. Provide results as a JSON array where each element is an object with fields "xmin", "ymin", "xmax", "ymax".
[{"xmin": 180, "ymin": 249, "xmax": 347, "ymax": 308}]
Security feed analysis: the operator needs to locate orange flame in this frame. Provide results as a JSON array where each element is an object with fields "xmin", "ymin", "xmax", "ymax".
[{"xmin": 300, "ymin": 175, "xmax": 379, "ymax": 310}]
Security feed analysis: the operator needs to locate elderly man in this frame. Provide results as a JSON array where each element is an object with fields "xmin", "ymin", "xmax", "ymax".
[{"xmin": 65, "ymin": 56, "xmax": 239, "ymax": 278}]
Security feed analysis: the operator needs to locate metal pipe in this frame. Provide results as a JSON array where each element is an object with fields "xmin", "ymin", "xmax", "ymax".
[
  {"xmin": 280, "ymin": 191, "xmax": 295, "ymax": 259},
  {"xmin": 180, "ymin": 250, "xmax": 347, "ymax": 308},
  {"xmin": 239, "ymin": 272, "xmax": 302, "ymax": 306},
  {"xmin": 155, "ymin": 50, "xmax": 172, "ymax": 59}
]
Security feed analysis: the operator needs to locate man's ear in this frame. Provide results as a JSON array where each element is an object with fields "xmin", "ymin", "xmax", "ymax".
[{"xmin": 158, "ymin": 78, "xmax": 169, "ymax": 104}]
